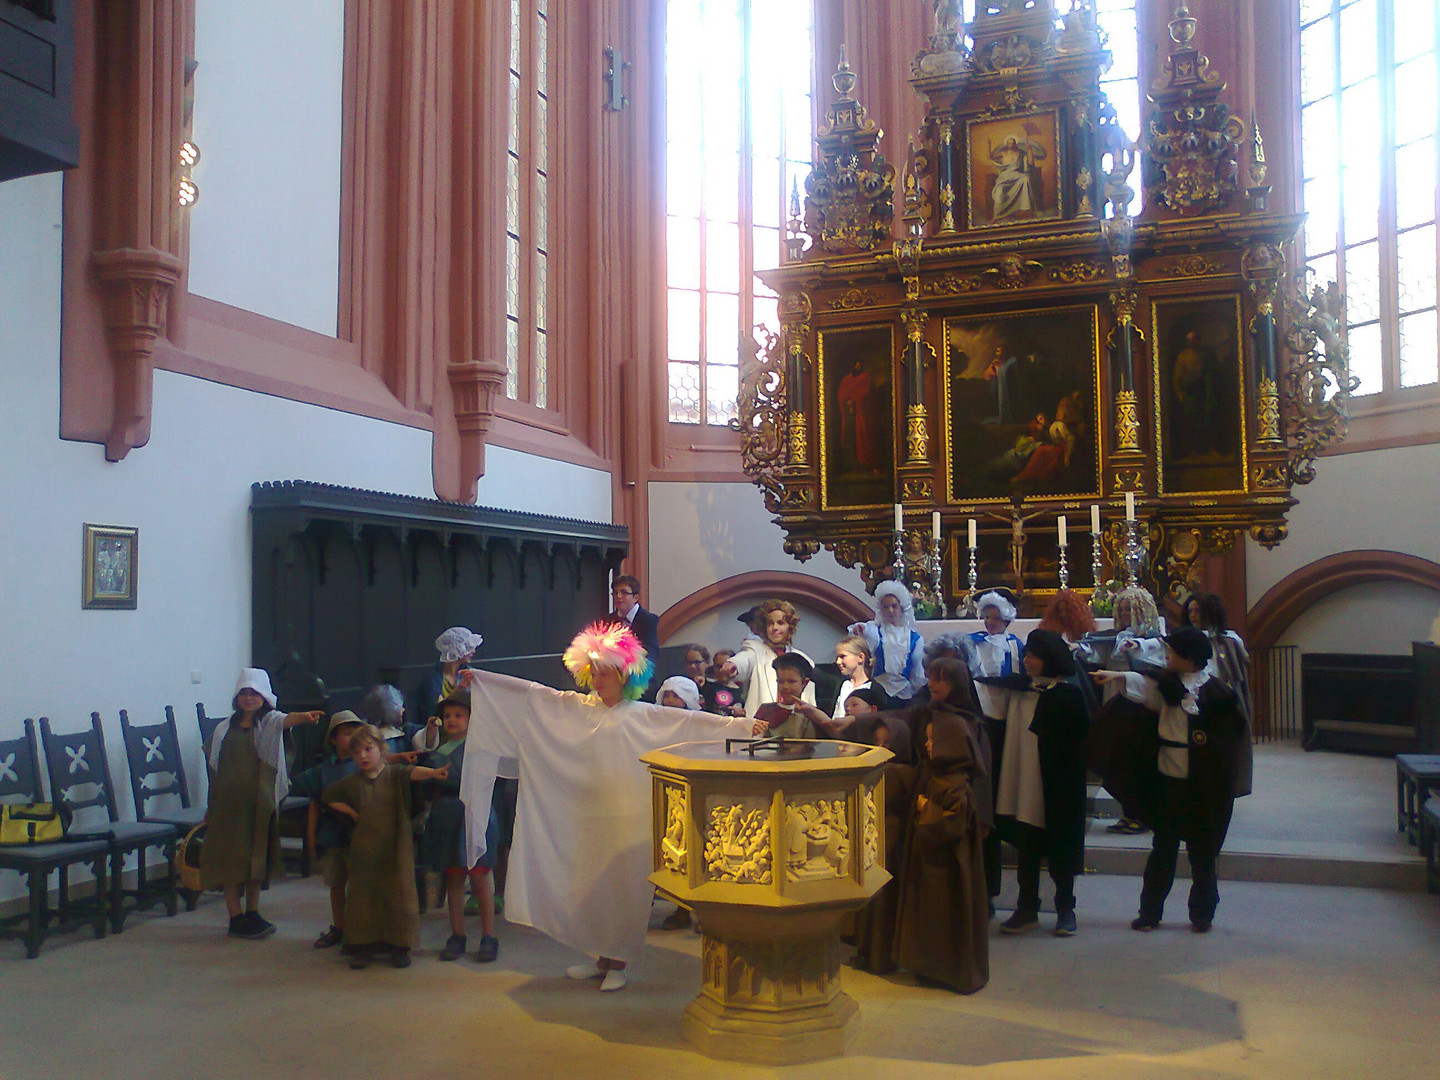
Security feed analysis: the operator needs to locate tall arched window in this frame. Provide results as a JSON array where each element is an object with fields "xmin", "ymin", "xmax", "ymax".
[
  {"xmin": 665, "ymin": 0, "xmax": 815, "ymax": 427},
  {"xmin": 506, "ymin": 0, "xmax": 552, "ymax": 408},
  {"xmin": 1300, "ymin": 0, "xmax": 1439, "ymax": 396}
]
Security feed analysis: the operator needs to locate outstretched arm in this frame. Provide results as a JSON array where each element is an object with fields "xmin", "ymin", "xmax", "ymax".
[
  {"xmin": 409, "ymin": 764, "xmax": 449, "ymax": 783},
  {"xmin": 282, "ymin": 710, "xmax": 325, "ymax": 729}
]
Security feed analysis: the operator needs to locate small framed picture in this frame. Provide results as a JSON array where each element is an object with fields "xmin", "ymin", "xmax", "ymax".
[{"xmin": 83, "ymin": 524, "xmax": 138, "ymax": 610}]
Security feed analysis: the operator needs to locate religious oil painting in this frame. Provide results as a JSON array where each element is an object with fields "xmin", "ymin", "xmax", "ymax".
[
  {"xmin": 819, "ymin": 325, "xmax": 895, "ymax": 510},
  {"xmin": 1153, "ymin": 296, "xmax": 1246, "ymax": 495},
  {"xmin": 966, "ymin": 111, "xmax": 1062, "ymax": 228},
  {"xmin": 942, "ymin": 305, "xmax": 1101, "ymax": 504},
  {"xmin": 82, "ymin": 524, "xmax": 138, "ymax": 610}
]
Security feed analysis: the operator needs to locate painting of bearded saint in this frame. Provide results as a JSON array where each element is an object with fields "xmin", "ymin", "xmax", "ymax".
[
  {"xmin": 968, "ymin": 113, "xmax": 1061, "ymax": 228},
  {"xmin": 1155, "ymin": 298, "xmax": 1244, "ymax": 494},
  {"xmin": 821, "ymin": 326, "xmax": 894, "ymax": 509}
]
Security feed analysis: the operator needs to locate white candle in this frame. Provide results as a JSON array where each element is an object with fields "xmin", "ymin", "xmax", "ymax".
[
  {"xmin": 932, "ymin": 511, "xmax": 941, "ymax": 539},
  {"xmin": 894, "ymin": 503, "xmax": 903, "ymax": 533},
  {"xmin": 1091, "ymin": 503, "xmax": 1101, "ymax": 534},
  {"xmin": 1057, "ymin": 515, "xmax": 1067, "ymax": 547},
  {"xmin": 968, "ymin": 518, "xmax": 977, "ymax": 548},
  {"xmin": 1125, "ymin": 491, "xmax": 1136, "ymax": 521}
]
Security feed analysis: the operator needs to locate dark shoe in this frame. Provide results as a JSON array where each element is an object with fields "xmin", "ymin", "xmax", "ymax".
[
  {"xmin": 476, "ymin": 935, "xmax": 500, "ymax": 963},
  {"xmin": 1131, "ymin": 916, "xmax": 1161, "ymax": 932},
  {"xmin": 247, "ymin": 913, "xmax": 277, "ymax": 940},
  {"xmin": 314, "ymin": 925, "xmax": 344, "ymax": 949},
  {"xmin": 391, "ymin": 947, "xmax": 412, "ymax": 969},
  {"xmin": 1191, "ymin": 919, "xmax": 1213, "ymax": 934},
  {"xmin": 227, "ymin": 914, "xmax": 247, "ymax": 938},
  {"xmin": 464, "ymin": 895, "xmax": 480, "ymax": 917},
  {"xmin": 439, "ymin": 934, "xmax": 467, "ymax": 962},
  {"xmin": 660, "ymin": 908, "xmax": 692, "ymax": 931},
  {"xmin": 350, "ymin": 947, "xmax": 371, "ymax": 970},
  {"xmin": 1054, "ymin": 910, "xmax": 1078, "ymax": 937},
  {"xmin": 999, "ymin": 911, "xmax": 1039, "ymax": 935}
]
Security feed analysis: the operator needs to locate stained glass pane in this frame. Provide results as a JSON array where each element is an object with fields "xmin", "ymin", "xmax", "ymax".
[
  {"xmin": 1301, "ymin": 100, "xmax": 1337, "ymax": 183},
  {"xmin": 667, "ymin": 68, "xmax": 702, "ymax": 149},
  {"xmin": 535, "ymin": 7, "xmax": 548, "ymax": 87},
  {"xmin": 753, "ymin": 156, "xmax": 782, "ymax": 229},
  {"xmin": 1340, "ymin": 0, "xmax": 1378, "ymax": 86},
  {"xmin": 706, "ymin": 292, "xmax": 740, "ymax": 365},
  {"xmin": 753, "ymin": 294, "xmax": 779, "ymax": 340},
  {"xmin": 1344, "ymin": 240, "xmax": 1382, "ymax": 323},
  {"xmin": 1397, "ymin": 225, "xmax": 1437, "ymax": 313},
  {"xmin": 706, "ymin": 221, "xmax": 741, "ymax": 294},
  {"xmin": 1304, "ymin": 175, "xmax": 1341, "ymax": 256},
  {"xmin": 534, "ymin": 329, "xmax": 548, "ymax": 408},
  {"xmin": 1395, "ymin": 56, "xmax": 1438, "ymax": 146},
  {"xmin": 509, "ymin": 0, "xmax": 521, "ymax": 72},
  {"xmin": 1301, "ymin": 19, "xmax": 1336, "ymax": 103},
  {"xmin": 1395, "ymin": 0, "xmax": 1437, "ymax": 63},
  {"xmin": 1399, "ymin": 309, "xmax": 1439, "ymax": 386},
  {"xmin": 1301, "ymin": 0, "xmax": 1335, "ymax": 25},
  {"xmin": 535, "ymin": 251, "xmax": 548, "ymax": 330},
  {"xmin": 667, "ymin": 217, "xmax": 701, "ymax": 289},
  {"xmin": 506, "ymin": 317, "xmax": 520, "ymax": 398},
  {"xmin": 1346, "ymin": 320, "xmax": 1383, "ymax": 394},
  {"xmin": 706, "ymin": 150, "xmax": 741, "ymax": 224},
  {"xmin": 1395, "ymin": 138, "xmax": 1437, "ymax": 229},
  {"xmin": 706, "ymin": 364, "xmax": 739, "ymax": 425},
  {"xmin": 505, "ymin": 236, "xmax": 520, "ymax": 317},
  {"xmin": 534, "ymin": 174, "xmax": 548, "ymax": 252},
  {"xmin": 506, "ymin": 154, "xmax": 521, "ymax": 236},
  {"xmin": 508, "ymin": 75, "xmax": 520, "ymax": 155},
  {"xmin": 536, "ymin": 94, "xmax": 549, "ymax": 176},
  {"xmin": 753, "ymin": 90, "xmax": 784, "ymax": 164},
  {"xmin": 669, "ymin": 361, "xmax": 701, "ymax": 423},
  {"xmin": 1308, "ymin": 252, "xmax": 1339, "ymax": 296},
  {"xmin": 668, "ymin": 289, "xmax": 700, "ymax": 363},
  {"xmin": 752, "ymin": 226, "xmax": 781, "ymax": 272}
]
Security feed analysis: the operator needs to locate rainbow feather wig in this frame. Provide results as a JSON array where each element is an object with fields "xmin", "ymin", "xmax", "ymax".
[{"xmin": 564, "ymin": 621, "xmax": 654, "ymax": 700}]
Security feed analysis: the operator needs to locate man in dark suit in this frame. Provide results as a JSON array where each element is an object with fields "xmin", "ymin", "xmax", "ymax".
[{"xmin": 609, "ymin": 574, "xmax": 661, "ymax": 669}]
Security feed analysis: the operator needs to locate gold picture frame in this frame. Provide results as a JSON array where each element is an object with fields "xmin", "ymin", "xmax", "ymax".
[
  {"xmin": 83, "ymin": 524, "xmax": 138, "ymax": 610},
  {"xmin": 965, "ymin": 110, "xmax": 1063, "ymax": 229}
]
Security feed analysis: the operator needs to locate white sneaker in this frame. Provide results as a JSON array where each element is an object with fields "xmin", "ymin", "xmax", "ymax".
[
  {"xmin": 565, "ymin": 962, "xmax": 603, "ymax": 980},
  {"xmin": 599, "ymin": 968, "xmax": 628, "ymax": 992}
]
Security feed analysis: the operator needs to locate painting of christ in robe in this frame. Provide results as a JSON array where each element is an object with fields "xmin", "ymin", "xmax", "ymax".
[
  {"xmin": 820, "ymin": 325, "xmax": 894, "ymax": 509},
  {"xmin": 1154, "ymin": 296, "xmax": 1245, "ymax": 495},
  {"xmin": 943, "ymin": 306, "xmax": 1101, "ymax": 504},
  {"xmin": 967, "ymin": 112, "xmax": 1061, "ymax": 228}
]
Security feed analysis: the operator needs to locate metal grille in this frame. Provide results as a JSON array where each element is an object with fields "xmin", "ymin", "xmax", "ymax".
[{"xmin": 1253, "ymin": 644, "xmax": 1300, "ymax": 742}]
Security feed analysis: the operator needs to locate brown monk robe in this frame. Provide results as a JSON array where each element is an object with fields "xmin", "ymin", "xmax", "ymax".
[
  {"xmin": 323, "ymin": 764, "xmax": 420, "ymax": 952},
  {"xmin": 893, "ymin": 706, "xmax": 992, "ymax": 994},
  {"xmin": 851, "ymin": 712, "xmax": 914, "ymax": 974}
]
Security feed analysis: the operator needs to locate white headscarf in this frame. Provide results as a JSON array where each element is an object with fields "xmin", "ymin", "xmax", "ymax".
[
  {"xmin": 657, "ymin": 676, "xmax": 702, "ymax": 712},
  {"xmin": 435, "ymin": 626, "xmax": 484, "ymax": 663}
]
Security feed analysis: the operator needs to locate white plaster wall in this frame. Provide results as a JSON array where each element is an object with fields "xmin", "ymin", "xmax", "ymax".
[
  {"xmin": 478, "ymin": 447, "xmax": 612, "ymax": 523},
  {"xmin": 1277, "ymin": 582, "xmax": 1440, "ymax": 655},
  {"xmin": 187, "ymin": 0, "xmax": 345, "ymax": 335},
  {"xmin": 646, "ymin": 481, "xmax": 872, "ymax": 614},
  {"xmin": 1247, "ymin": 443, "xmax": 1440, "ymax": 604}
]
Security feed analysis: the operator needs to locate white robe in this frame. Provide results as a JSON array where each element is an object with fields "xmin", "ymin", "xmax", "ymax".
[
  {"xmin": 731, "ymin": 637, "xmax": 817, "ymax": 718},
  {"xmin": 460, "ymin": 670, "xmax": 752, "ymax": 963}
]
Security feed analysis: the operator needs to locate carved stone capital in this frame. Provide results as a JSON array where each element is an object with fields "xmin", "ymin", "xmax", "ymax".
[{"xmin": 446, "ymin": 359, "xmax": 510, "ymax": 493}]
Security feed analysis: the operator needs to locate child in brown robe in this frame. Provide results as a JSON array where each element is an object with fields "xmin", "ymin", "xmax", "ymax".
[
  {"xmin": 892, "ymin": 659, "xmax": 992, "ymax": 994},
  {"xmin": 851, "ymin": 705, "xmax": 914, "ymax": 974},
  {"xmin": 323, "ymin": 724, "xmax": 449, "ymax": 969}
]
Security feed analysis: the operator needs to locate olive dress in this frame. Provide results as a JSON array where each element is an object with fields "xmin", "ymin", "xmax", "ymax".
[{"xmin": 324, "ymin": 765, "xmax": 420, "ymax": 949}]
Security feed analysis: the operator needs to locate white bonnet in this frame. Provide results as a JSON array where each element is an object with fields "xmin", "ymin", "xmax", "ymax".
[
  {"xmin": 234, "ymin": 667, "xmax": 277, "ymax": 709},
  {"xmin": 873, "ymin": 580, "xmax": 916, "ymax": 622},
  {"xmin": 657, "ymin": 676, "xmax": 702, "ymax": 712},
  {"xmin": 975, "ymin": 590, "xmax": 1017, "ymax": 623},
  {"xmin": 435, "ymin": 626, "xmax": 485, "ymax": 663}
]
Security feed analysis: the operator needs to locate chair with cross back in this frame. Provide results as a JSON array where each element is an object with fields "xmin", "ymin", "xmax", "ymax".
[
  {"xmin": 120, "ymin": 706, "xmax": 206, "ymax": 910},
  {"xmin": 40, "ymin": 713, "xmax": 179, "ymax": 932},
  {"xmin": 0, "ymin": 719, "xmax": 110, "ymax": 958}
]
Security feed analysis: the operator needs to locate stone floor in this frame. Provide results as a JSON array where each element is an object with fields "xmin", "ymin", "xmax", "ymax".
[{"xmin": 3, "ymin": 743, "xmax": 1437, "ymax": 1079}]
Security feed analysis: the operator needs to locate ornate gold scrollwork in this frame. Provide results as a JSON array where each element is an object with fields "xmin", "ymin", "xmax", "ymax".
[
  {"xmin": 1113, "ymin": 468, "xmax": 1144, "ymax": 493},
  {"xmin": 827, "ymin": 288, "xmax": 880, "ymax": 311},
  {"xmin": 905, "ymin": 405, "xmax": 929, "ymax": 464},
  {"xmin": 1159, "ymin": 255, "xmax": 1224, "ymax": 278},
  {"xmin": 787, "ymin": 412, "xmax": 809, "ymax": 466},
  {"xmin": 1252, "ymin": 461, "xmax": 1287, "ymax": 489},
  {"xmin": 1281, "ymin": 273, "xmax": 1358, "ymax": 484},
  {"xmin": 983, "ymin": 255, "xmax": 1044, "ymax": 289},
  {"xmin": 1256, "ymin": 377, "xmax": 1281, "ymax": 444},
  {"xmin": 1115, "ymin": 389, "xmax": 1141, "ymax": 451},
  {"xmin": 1050, "ymin": 259, "xmax": 1107, "ymax": 283},
  {"xmin": 1249, "ymin": 522, "xmax": 1288, "ymax": 549},
  {"xmin": 737, "ymin": 327, "xmax": 789, "ymax": 511},
  {"xmin": 923, "ymin": 272, "xmax": 983, "ymax": 296},
  {"xmin": 901, "ymin": 476, "xmax": 933, "ymax": 501},
  {"xmin": 804, "ymin": 50, "xmax": 896, "ymax": 254}
]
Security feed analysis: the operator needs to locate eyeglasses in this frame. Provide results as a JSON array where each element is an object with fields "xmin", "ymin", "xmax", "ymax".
[{"xmin": 612, "ymin": 589, "xmax": 636, "ymax": 596}]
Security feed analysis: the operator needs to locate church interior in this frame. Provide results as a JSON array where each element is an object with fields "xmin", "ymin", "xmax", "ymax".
[{"xmin": 2, "ymin": 0, "xmax": 1439, "ymax": 1076}]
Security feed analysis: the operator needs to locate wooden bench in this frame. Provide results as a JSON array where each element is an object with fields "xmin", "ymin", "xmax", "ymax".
[
  {"xmin": 1395, "ymin": 754, "xmax": 1440, "ymax": 845},
  {"xmin": 1423, "ymin": 797, "xmax": 1440, "ymax": 896}
]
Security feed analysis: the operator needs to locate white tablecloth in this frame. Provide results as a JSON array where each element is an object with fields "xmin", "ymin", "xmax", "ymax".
[{"xmin": 917, "ymin": 618, "xmax": 1114, "ymax": 641}]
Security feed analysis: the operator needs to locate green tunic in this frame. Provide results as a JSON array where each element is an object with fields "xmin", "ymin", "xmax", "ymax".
[
  {"xmin": 201, "ymin": 723, "xmax": 281, "ymax": 889},
  {"xmin": 324, "ymin": 765, "xmax": 419, "ymax": 948}
]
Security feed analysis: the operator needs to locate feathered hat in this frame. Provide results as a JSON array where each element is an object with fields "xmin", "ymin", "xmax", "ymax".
[{"xmin": 563, "ymin": 621, "xmax": 654, "ymax": 700}]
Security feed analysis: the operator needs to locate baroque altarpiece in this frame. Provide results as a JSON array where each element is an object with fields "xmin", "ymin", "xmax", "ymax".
[{"xmin": 740, "ymin": 0, "xmax": 1355, "ymax": 611}]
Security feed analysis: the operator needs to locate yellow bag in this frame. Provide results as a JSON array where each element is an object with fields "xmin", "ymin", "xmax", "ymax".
[{"xmin": 0, "ymin": 802, "xmax": 71, "ymax": 846}]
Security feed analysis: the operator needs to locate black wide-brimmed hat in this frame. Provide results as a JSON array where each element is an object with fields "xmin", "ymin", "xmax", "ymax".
[
  {"xmin": 1164, "ymin": 626, "xmax": 1213, "ymax": 666},
  {"xmin": 1024, "ymin": 628, "xmax": 1076, "ymax": 678}
]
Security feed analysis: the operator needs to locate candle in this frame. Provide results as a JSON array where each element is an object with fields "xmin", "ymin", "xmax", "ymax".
[
  {"xmin": 968, "ymin": 518, "xmax": 977, "ymax": 549},
  {"xmin": 932, "ymin": 511, "xmax": 941, "ymax": 539},
  {"xmin": 1125, "ymin": 491, "xmax": 1136, "ymax": 521},
  {"xmin": 894, "ymin": 503, "xmax": 904, "ymax": 533},
  {"xmin": 1090, "ymin": 503, "xmax": 1101, "ymax": 534},
  {"xmin": 1057, "ymin": 515, "xmax": 1067, "ymax": 547}
]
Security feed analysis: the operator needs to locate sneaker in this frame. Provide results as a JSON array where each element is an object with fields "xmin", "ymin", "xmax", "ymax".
[
  {"xmin": 439, "ymin": 934, "xmax": 467, "ymax": 962},
  {"xmin": 314, "ymin": 925, "xmax": 344, "ymax": 949},
  {"xmin": 476, "ymin": 935, "xmax": 500, "ymax": 963},
  {"xmin": 494, "ymin": 893, "xmax": 505, "ymax": 916},
  {"xmin": 999, "ymin": 911, "xmax": 1039, "ymax": 935},
  {"xmin": 599, "ymin": 968, "xmax": 628, "ymax": 992},
  {"xmin": 1130, "ymin": 916, "xmax": 1161, "ymax": 932},
  {"xmin": 234, "ymin": 912, "xmax": 275, "ymax": 941},
  {"xmin": 1054, "ymin": 910, "xmax": 1078, "ymax": 937},
  {"xmin": 227, "ymin": 914, "xmax": 248, "ymax": 938},
  {"xmin": 1105, "ymin": 817, "xmax": 1134, "ymax": 833},
  {"xmin": 1190, "ymin": 919, "xmax": 1213, "ymax": 934},
  {"xmin": 392, "ymin": 947, "xmax": 412, "ymax": 969},
  {"xmin": 464, "ymin": 895, "xmax": 480, "ymax": 917},
  {"xmin": 350, "ymin": 947, "xmax": 372, "ymax": 970},
  {"xmin": 660, "ymin": 908, "xmax": 692, "ymax": 931},
  {"xmin": 566, "ymin": 962, "xmax": 604, "ymax": 980}
]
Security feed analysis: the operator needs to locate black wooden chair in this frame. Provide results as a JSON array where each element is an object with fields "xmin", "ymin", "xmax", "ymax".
[
  {"xmin": 40, "ymin": 713, "xmax": 179, "ymax": 931},
  {"xmin": 0, "ymin": 720, "xmax": 110, "ymax": 958},
  {"xmin": 120, "ymin": 706, "xmax": 206, "ymax": 910},
  {"xmin": 196, "ymin": 701, "xmax": 312, "ymax": 877}
]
